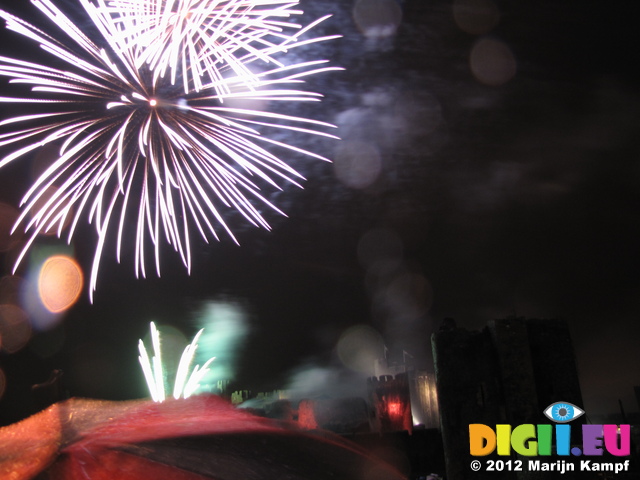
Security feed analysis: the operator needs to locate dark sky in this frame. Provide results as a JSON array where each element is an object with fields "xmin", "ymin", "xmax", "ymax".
[{"xmin": 1, "ymin": 0, "xmax": 639, "ymax": 425}]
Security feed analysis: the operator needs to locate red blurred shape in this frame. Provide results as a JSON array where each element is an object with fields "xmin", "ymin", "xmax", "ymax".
[
  {"xmin": 0, "ymin": 395, "xmax": 407, "ymax": 480},
  {"xmin": 298, "ymin": 398, "xmax": 318, "ymax": 429},
  {"xmin": 387, "ymin": 401, "xmax": 402, "ymax": 417}
]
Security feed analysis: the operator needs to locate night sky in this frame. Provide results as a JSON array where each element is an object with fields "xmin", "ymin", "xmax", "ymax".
[{"xmin": 1, "ymin": 0, "xmax": 639, "ymax": 426}]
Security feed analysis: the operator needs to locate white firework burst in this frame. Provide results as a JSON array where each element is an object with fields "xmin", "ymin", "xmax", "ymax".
[
  {"xmin": 91, "ymin": 0, "xmax": 336, "ymax": 95},
  {"xmin": 0, "ymin": 0, "xmax": 340, "ymax": 300},
  {"xmin": 138, "ymin": 321, "xmax": 216, "ymax": 402}
]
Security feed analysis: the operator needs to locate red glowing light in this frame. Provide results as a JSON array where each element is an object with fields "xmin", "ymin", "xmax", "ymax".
[{"xmin": 387, "ymin": 401, "xmax": 402, "ymax": 417}]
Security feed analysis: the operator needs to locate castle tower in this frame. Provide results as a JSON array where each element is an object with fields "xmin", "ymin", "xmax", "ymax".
[
  {"xmin": 368, "ymin": 373, "xmax": 413, "ymax": 433},
  {"xmin": 411, "ymin": 371, "xmax": 440, "ymax": 429},
  {"xmin": 433, "ymin": 318, "xmax": 584, "ymax": 480}
]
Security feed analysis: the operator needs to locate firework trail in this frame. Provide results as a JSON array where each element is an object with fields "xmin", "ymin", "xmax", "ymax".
[
  {"xmin": 0, "ymin": 0, "xmax": 340, "ymax": 300},
  {"xmin": 138, "ymin": 322, "xmax": 216, "ymax": 402},
  {"xmin": 93, "ymin": 0, "xmax": 336, "ymax": 95}
]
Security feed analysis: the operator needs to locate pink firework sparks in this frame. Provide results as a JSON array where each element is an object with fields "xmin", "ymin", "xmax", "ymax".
[{"xmin": 0, "ymin": 0, "xmax": 341, "ymax": 300}]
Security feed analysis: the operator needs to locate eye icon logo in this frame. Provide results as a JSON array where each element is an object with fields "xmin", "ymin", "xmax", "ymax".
[{"xmin": 543, "ymin": 402, "xmax": 584, "ymax": 423}]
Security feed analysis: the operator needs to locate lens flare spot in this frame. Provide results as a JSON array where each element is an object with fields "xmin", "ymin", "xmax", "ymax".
[
  {"xmin": 469, "ymin": 38, "xmax": 517, "ymax": 86},
  {"xmin": 453, "ymin": 0, "xmax": 500, "ymax": 35},
  {"xmin": 336, "ymin": 325, "xmax": 385, "ymax": 374},
  {"xmin": 38, "ymin": 255, "xmax": 83, "ymax": 313},
  {"xmin": 353, "ymin": 0, "xmax": 403, "ymax": 38},
  {"xmin": 380, "ymin": 270, "xmax": 434, "ymax": 320},
  {"xmin": 334, "ymin": 141, "xmax": 382, "ymax": 189},
  {"xmin": 0, "ymin": 304, "xmax": 32, "ymax": 353}
]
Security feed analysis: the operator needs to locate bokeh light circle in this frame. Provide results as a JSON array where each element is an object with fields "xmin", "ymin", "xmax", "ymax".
[
  {"xmin": 334, "ymin": 141, "xmax": 382, "ymax": 189},
  {"xmin": 469, "ymin": 38, "xmax": 517, "ymax": 86},
  {"xmin": 38, "ymin": 255, "xmax": 83, "ymax": 313},
  {"xmin": 336, "ymin": 325, "xmax": 385, "ymax": 374},
  {"xmin": 353, "ymin": 0, "xmax": 403, "ymax": 38},
  {"xmin": 453, "ymin": 0, "xmax": 500, "ymax": 35},
  {"xmin": 0, "ymin": 304, "xmax": 32, "ymax": 353}
]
